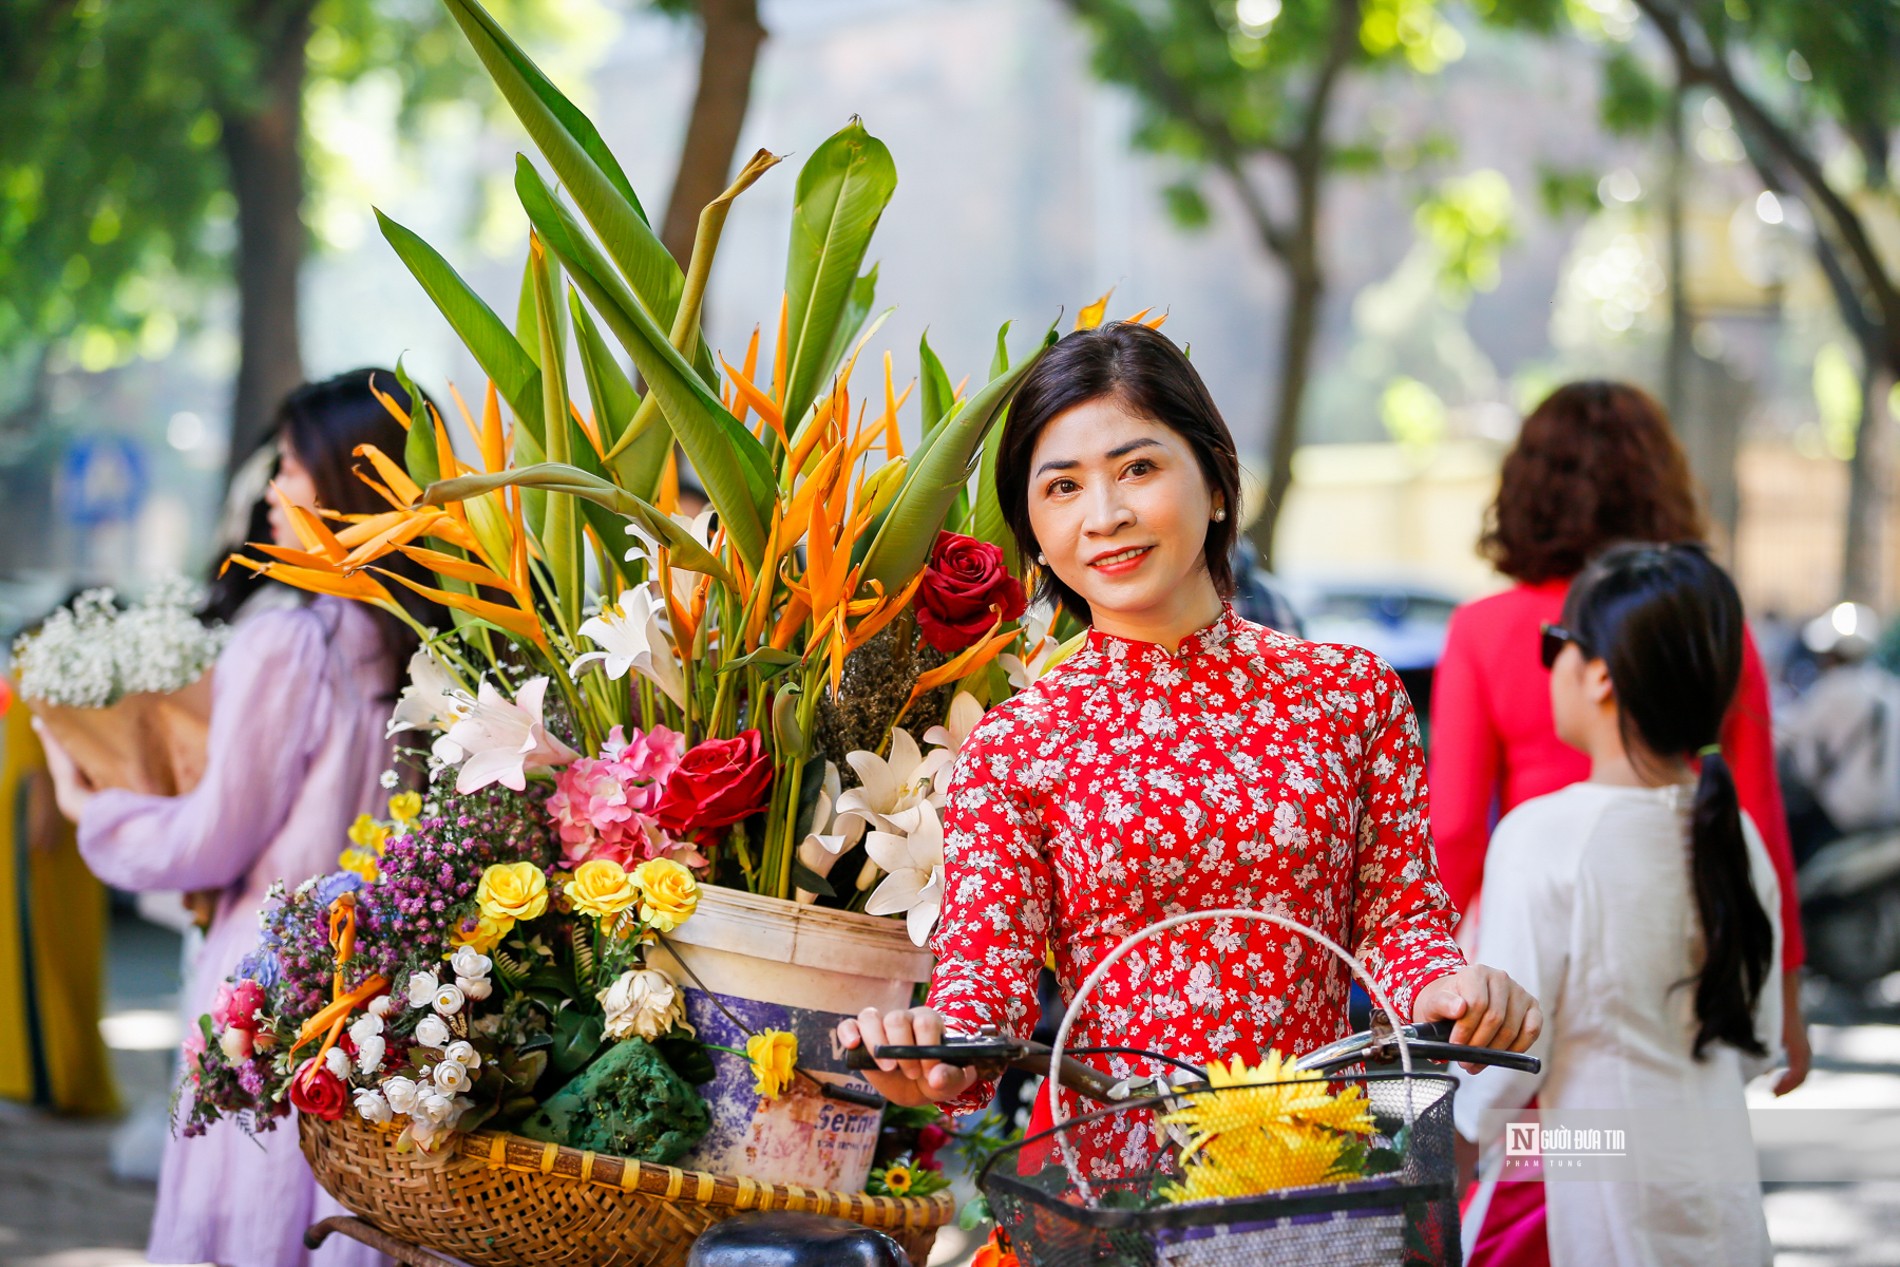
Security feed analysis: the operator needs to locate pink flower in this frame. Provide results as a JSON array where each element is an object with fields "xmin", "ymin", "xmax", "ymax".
[
  {"xmin": 550, "ymin": 726, "xmax": 687, "ymax": 864},
  {"xmin": 182, "ymin": 1029, "xmax": 206, "ymax": 1078},
  {"xmin": 213, "ymin": 979, "xmax": 267, "ymax": 1032}
]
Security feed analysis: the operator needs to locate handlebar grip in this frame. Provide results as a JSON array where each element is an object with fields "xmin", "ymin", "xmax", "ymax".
[
  {"xmin": 844, "ymin": 1046, "xmax": 878, "ymax": 1072},
  {"xmin": 1408, "ymin": 1020, "xmax": 1456, "ymax": 1043}
]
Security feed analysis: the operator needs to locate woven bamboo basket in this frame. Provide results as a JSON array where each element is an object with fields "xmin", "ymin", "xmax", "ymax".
[{"xmin": 301, "ymin": 1113, "xmax": 954, "ymax": 1266}]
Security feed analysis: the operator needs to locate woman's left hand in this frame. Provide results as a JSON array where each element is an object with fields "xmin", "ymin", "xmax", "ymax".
[
  {"xmin": 1412, "ymin": 964, "xmax": 1542, "ymax": 1073},
  {"xmin": 32, "ymin": 718, "xmax": 95, "ymax": 823}
]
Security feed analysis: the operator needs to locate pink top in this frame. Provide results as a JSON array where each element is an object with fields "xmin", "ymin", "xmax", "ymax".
[
  {"xmin": 1429, "ymin": 579, "xmax": 1804, "ymax": 968},
  {"xmin": 80, "ymin": 598, "xmax": 394, "ymax": 1267}
]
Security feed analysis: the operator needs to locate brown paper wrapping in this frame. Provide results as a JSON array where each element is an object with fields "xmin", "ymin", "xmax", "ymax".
[
  {"xmin": 29, "ymin": 673, "xmax": 215, "ymax": 797},
  {"xmin": 30, "ymin": 674, "xmax": 220, "ymax": 929}
]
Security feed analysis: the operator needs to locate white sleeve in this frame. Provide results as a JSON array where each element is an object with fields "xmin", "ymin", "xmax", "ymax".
[{"xmin": 1451, "ymin": 801, "xmax": 1566, "ymax": 1142}]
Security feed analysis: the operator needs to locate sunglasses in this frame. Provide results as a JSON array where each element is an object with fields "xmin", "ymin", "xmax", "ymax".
[{"xmin": 1539, "ymin": 623, "xmax": 1588, "ymax": 671}]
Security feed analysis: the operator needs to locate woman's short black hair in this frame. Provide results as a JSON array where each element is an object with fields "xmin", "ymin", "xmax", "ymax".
[{"xmin": 994, "ymin": 323, "xmax": 1242, "ymax": 622}]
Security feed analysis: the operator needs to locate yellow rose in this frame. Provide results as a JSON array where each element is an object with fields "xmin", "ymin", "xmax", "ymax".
[
  {"xmin": 338, "ymin": 846, "xmax": 380, "ymax": 883},
  {"xmin": 632, "ymin": 858, "xmax": 700, "ymax": 933},
  {"xmin": 745, "ymin": 1029, "xmax": 798, "ymax": 1100},
  {"xmin": 387, "ymin": 791, "xmax": 423, "ymax": 826},
  {"xmin": 564, "ymin": 859, "xmax": 639, "ymax": 922},
  {"xmin": 346, "ymin": 813, "xmax": 389, "ymax": 853},
  {"xmin": 477, "ymin": 862, "xmax": 549, "ymax": 923},
  {"xmin": 450, "ymin": 911, "xmax": 512, "ymax": 954}
]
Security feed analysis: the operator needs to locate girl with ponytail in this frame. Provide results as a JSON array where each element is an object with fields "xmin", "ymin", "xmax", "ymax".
[{"xmin": 1455, "ymin": 542, "xmax": 1782, "ymax": 1267}]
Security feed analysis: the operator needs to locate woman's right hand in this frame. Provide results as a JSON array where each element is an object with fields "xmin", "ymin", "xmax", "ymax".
[{"xmin": 836, "ymin": 1007, "xmax": 980, "ymax": 1107}]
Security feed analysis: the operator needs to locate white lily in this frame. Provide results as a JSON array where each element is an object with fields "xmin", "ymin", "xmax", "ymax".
[
  {"xmin": 431, "ymin": 677, "xmax": 580, "ymax": 795},
  {"xmin": 794, "ymin": 762, "xmax": 868, "ymax": 905},
  {"xmin": 999, "ymin": 608, "xmax": 1059, "ymax": 689},
  {"xmin": 387, "ymin": 648, "xmax": 465, "ymax": 738},
  {"xmin": 836, "ymin": 728, "xmax": 948, "ymax": 836},
  {"xmin": 922, "ymin": 691, "xmax": 985, "ymax": 795},
  {"xmin": 624, "ymin": 508, "xmax": 717, "ymax": 611},
  {"xmin": 569, "ymin": 587, "xmax": 687, "ymax": 709},
  {"xmin": 863, "ymin": 800, "xmax": 947, "ymax": 947}
]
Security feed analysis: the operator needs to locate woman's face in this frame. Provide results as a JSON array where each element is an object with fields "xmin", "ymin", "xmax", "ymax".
[
  {"xmin": 1549, "ymin": 640, "xmax": 1614, "ymax": 753},
  {"xmin": 1026, "ymin": 396, "xmax": 1222, "ymax": 639},
  {"xmin": 266, "ymin": 435, "xmax": 318, "ymax": 549}
]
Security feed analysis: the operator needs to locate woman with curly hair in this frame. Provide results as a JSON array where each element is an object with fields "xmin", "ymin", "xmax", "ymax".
[{"xmin": 1430, "ymin": 382, "xmax": 1806, "ymax": 1264}]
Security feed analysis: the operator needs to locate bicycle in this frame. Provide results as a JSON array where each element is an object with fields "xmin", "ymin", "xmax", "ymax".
[{"xmin": 693, "ymin": 908, "xmax": 1539, "ymax": 1267}]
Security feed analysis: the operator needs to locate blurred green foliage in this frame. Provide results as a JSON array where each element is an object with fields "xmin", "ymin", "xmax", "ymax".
[{"xmin": 0, "ymin": 0, "xmax": 578, "ymax": 374}]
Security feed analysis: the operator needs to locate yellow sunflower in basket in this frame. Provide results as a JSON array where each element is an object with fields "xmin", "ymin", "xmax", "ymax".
[{"xmin": 1158, "ymin": 1049, "xmax": 1379, "ymax": 1204}]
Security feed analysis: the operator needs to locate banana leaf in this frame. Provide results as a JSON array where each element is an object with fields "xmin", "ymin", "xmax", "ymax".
[
  {"xmin": 857, "ymin": 328, "xmax": 1053, "ymax": 593},
  {"xmin": 782, "ymin": 121, "xmax": 897, "ymax": 441},
  {"xmin": 376, "ymin": 209, "xmax": 542, "ymax": 431},
  {"xmin": 426, "ymin": 465, "xmax": 739, "ymax": 592},
  {"xmin": 437, "ymin": 0, "xmax": 685, "ymax": 333},
  {"xmin": 515, "ymin": 157, "xmax": 772, "ymax": 571}
]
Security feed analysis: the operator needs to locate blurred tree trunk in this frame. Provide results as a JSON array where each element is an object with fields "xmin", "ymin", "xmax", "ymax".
[
  {"xmin": 659, "ymin": 0, "xmax": 766, "ymax": 269},
  {"xmin": 220, "ymin": 1, "xmax": 314, "ymax": 477},
  {"xmin": 1662, "ymin": 79, "xmax": 1691, "ymax": 427},
  {"xmin": 1843, "ymin": 366, "xmax": 1889, "ymax": 601}
]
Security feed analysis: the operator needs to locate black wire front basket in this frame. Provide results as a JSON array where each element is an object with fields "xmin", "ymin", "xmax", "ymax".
[{"xmin": 980, "ymin": 1072, "xmax": 1461, "ymax": 1267}]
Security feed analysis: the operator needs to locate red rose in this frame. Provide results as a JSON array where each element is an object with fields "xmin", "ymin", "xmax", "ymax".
[
  {"xmin": 288, "ymin": 1058, "xmax": 347, "ymax": 1121},
  {"xmin": 653, "ymin": 730, "xmax": 774, "ymax": 834},
  {"xmin": 915, "ymin": 532, "xmax": 1026, "ymax": 654}
]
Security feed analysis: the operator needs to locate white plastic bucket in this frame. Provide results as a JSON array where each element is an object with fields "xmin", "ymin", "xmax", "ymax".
[{"xmin": 648, "ymin": 887, "xmax": 933, "ymax": 1189}]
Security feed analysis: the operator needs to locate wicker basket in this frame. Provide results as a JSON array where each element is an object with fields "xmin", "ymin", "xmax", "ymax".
[{"xmin": 301, "ymin": 1113, "xmax": 954, "ymax": 1266}]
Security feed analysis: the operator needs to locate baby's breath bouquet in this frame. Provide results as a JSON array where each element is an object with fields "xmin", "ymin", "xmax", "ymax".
[{"xmin": 15, "ymin": 579, "xmax": 224, "ymax": 795}]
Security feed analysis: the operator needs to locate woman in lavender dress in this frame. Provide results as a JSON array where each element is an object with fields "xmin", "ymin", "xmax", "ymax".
[{"xmin": 38, "ymin": 369, "xmax": 440, "ymax": 1267}]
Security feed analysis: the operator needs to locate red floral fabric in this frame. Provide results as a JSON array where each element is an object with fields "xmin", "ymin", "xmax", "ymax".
[{"xmin": 926, "ymin": 606, "xmax": 1466, "ymax": 1170}]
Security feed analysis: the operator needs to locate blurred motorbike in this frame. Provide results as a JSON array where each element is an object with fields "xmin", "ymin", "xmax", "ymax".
[{"xmin": 1780, "ymin": 603, "xmax": 1900, "ymax": 987}]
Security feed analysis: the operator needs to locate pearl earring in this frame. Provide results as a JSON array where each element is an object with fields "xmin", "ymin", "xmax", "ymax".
[
  {"xmin": 1036, "ymin": 552, "xmax": 1047, "ymax": 565},
  {"xmin": 1213, "ymin": 507, "xmax": 1227, "ymax": 523}
]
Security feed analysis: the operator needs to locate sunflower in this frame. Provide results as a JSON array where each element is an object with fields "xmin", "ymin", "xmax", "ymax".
[{"xmin": 1159, "ymin": 1049, "xmax": 1378, "ymax": 1204}]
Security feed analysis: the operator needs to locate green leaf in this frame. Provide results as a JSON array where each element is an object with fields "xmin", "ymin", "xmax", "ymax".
[
  {"xmin": 819, "ymin": 264, "xmax": 880, "ymax": 391},
  {"xmin": 917, "ymin": 330, "xmax": 956, "ymax": 452},
  {"xmin": 376, "ymin": 209, "xmax": 543, "ymax": 433},
  {"xmin": 570, "ymin": 289, "xmax": 668, "ymax": 499},
  {"xmin": 782, "ymin": 120, "xmax": 898, "ymax": 437},
  {"xmin": 790, "ymin": 858, "xmax": 837, "ymax": 899},
  {"xmin": 989, "ymin": 319, "xmax": 1013, "ymax": 379},
  {"xmin": 859, "ymin": 327, "xmax": 1052, "ymax": 592},
  {"xmin": 549, "ymin": 1008, "xmax": 605, "ymax": 1077},
  {"xmin": 529, "ymin": 238, "xmax": 583, "ymax": 632},
  {"xmin": 514, "ymin": 159, "xmax": 774, "ymax": 571},
  {"xmin": 439, "ymin": 0, "xmax": 684, "ymax": 328},
  {"xmin": 391, "ymin": 358, "xmax": 439, "ymax": 489},
  {"xmin": 652, "ymin": 1034, "xmax": 717, "ymax": 1085},
  {"xmin": 426, "ymin": 463, "xmax": 739, "ymax": 590},
  {"xmin": 716, "ymin": 646, "xmax": 802, "ymax": 676},
  {"xmin": 971, "ymin": 391, "xmax": 1014, "ymax": 562}
]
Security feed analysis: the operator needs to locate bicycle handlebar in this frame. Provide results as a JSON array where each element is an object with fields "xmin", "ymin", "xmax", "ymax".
[{"xmin": 840, "ymin": 1018, "xmax": 1540, "ymax": 1103}]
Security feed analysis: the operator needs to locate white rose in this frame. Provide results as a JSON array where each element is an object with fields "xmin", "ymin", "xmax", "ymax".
[
  {"xmin": 407, "ymin": 1117, "xmax": 446, "ymax": 1151},
  {"xmin": 381, "ymin": 1076, "xmax": 421, "ymax": 1116},
  {"xmin": 417, "ymin": 1089, "xmax": 458, "ymax": 1125},
  {"xmin": 432, "ymin": 983, "xmax": 466, "ymax": 1017},
  {"xmin": 432, "ymin": 1060, "xmax": 469, "ymax": 1094},
  {"xmin": 450, "ymin": 945, "xmax": 492, "ymax": 980},
  {"xmin": 324, "ymin": 1046, "xmax": 352, "ymax": 1080},
  {"xmin": 443, "ymin": 1040, "xmax": 482, "ymax": 1070},
  {"xmin": 414, "ymin": 1014, "xmax": 451, "ymax": 1049},
  {"xmin": 353, "ymin": 1089, "xmax": 393, "ymax": 1124},
  {"xmin": 368, "ymin": 994, "xmax": 395, "ymax": 1019},
  {"xmin": 355, "ymin": 1034, "xmax": 387, "ymax": 1077},
  {"xmin": 217, "ymin": 1026, "xmax": 254, "ymax": 1062},
  {"xmin": 598, "ymin": 968, "xmax": 688, "ymax": 1042},
  {"xmin": 348, "ymin": 1013, "xmax": 384, "ymax": 1046},
  {"xmin": 456, "ymin": 974, "xmax": 493, "ymax": 1002},
  {"xmin": 406, "ymin": 971, "xmax": 439, "ymax": 1010}
]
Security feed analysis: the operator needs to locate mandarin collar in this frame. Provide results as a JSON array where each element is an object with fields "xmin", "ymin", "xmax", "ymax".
[{"xmin": 1085, "ymin": 603, "xmax": 1243, "ymax": 666}]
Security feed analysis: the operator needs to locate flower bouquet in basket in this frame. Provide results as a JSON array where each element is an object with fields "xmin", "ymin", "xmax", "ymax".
[
  {"xmin": 13, "ymin": 580, "xmax": 224, "ymax": 797},
  {"xmin": 178, "ymin": 0, "xmax": 1156, "ymax": 1246}
]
